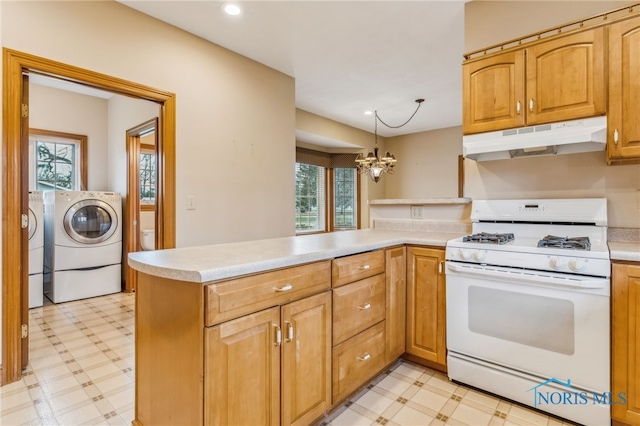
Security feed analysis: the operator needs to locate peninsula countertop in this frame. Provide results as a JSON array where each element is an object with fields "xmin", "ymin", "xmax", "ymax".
[{"xmin": 128, "ymin": 229, "xmax": 464, "ymax": 283}]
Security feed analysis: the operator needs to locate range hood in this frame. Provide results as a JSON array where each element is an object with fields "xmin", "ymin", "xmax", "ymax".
[{"xmin": 463, "ymin": 116, "xmax": 607, "ymax": 161}]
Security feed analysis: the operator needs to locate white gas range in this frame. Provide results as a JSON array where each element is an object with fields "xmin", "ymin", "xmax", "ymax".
[{"xmin": 445, "ymin": 199, "xmax": 611, "ymax": 426}]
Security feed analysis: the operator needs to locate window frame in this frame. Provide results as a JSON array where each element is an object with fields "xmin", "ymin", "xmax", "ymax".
[
  {"xmin": 139, "ymin": 142, "xmax": 156, "ymax": 211},
  {"xmin": 295, "ymin": 162, "xmax": 328, "ymax": 234},
  {"xmin": 29, "ymin": 128, "xmax": 88, "ymax": 191}
]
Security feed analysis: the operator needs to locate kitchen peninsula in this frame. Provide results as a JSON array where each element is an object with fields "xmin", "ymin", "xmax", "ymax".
[{"xmin": 128, "ymin": 228, "xmax": 465, "ymax": 426}]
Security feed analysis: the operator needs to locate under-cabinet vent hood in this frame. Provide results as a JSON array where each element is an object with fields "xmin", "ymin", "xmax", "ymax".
[{"xmin": 463, "ymin": 116, "xmax": 607, "ymax": 161}]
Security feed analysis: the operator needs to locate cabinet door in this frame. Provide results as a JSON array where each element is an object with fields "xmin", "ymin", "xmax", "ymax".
[
  {"xmin": 385, "ymin": 246, "xmax": 406, "ymax": 363},
  {"xmin": 607, "ymin": 15, "xmax": 640, "ymax": 163},
  {"xmin": 406, "ymin": 247, "xmax": 446, "ymax": 366},
  {"xmin": 205, "ymin": 307, "xmax": 280, "ymax": 426},
  {"xmin": 526, "ymin": 28, "xmax": 606, "ymax": 125},
  {"xmin": 612, "ymin": 263, "xmax": 640, "ymax": 425},
  {"xmin": 462, "ymin": 50, "xmax": 525, "ymax": 134},
  {"xmin": 281, "ymin": 292, "xmax": 332, "ymax": 426}
]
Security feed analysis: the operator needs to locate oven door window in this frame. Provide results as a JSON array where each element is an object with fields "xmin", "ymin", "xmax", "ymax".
[{"xmin": 468, "ymin": 286, "xmax": 575, "ymax": 355}]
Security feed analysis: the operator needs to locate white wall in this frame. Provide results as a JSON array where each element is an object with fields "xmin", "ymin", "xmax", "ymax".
[
  {"xmin": 29, "ymin": 83, "xmax": 110, "ymax": 190},
  {"xmin": 1, "ymin": 1, "xmax": 296, "ymax": 248},
  {"xmin": 384, "ymin": 126, "xmax": 462, "ymax": 199},
  {"xmin": 463, "ymin": 1, "xmax": 640, "ymax": 228}
]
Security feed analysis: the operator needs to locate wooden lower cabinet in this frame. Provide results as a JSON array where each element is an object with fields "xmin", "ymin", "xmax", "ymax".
[
  {"xmin": 405, "ymin": 246, "xmax": 447, "ymax": 369},
  {"xmin": 612, "ymin": 262, "xmax": 640, "ymax": 425},
  {"xmin": 385, "ymin": 246, "xmax": 406, "ymax": 362},
  {"xmin": 205, "ymin": 291, "xmax": 332, "ymax": 426}
]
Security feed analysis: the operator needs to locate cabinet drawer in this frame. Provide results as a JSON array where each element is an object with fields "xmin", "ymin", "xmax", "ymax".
[
  {"xmin": 205, "ymin": 261, "xmax": 331, "ymax": 326},
  {"xmin": 332, "ymin": 250, "xmax": 385, "ymax": 287},
  {"xmin": 332, "ymin": 321, "xmax": 386, "ymax": 403},
  {"xmin": 332, "ymin": 274, "xmax": 385, "ymax": 345}
]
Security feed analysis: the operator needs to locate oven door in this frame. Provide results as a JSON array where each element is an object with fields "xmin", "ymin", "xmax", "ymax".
[{"xmin": 445, "ymin": 261, "xmax": 609, "ymax": 393}]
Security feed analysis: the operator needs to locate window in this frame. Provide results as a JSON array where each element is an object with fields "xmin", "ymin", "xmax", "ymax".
[
  {"xmin": 295, "ymin": 149, "xmax": 360, "ymax": 234},
  {"xmin": 333, "ymin": 168, "xmax": 357, "ymax": 230},
  {"xmin": 139, "ymin": 146, "xmax": 156, "ymax": 206},
  {"xmin": 29, "ymin": 129, "xmax": 87, "ymax": 191},
  {"xmin": 295, "ymin": 163, "xmax": 326, "ymax": 233}
]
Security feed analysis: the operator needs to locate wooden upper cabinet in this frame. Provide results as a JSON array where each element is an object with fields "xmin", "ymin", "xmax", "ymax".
[
  {"xmin": 607, "ymin": 15, "xmax": 640, "ymax": 164},
  {"xmin": 463, "ymin": 50, "xmax": 525, "ymax": 134},
  {"xmin": 462, "ymin": 27, "xmax": 605, "ymax": 134},
  {"xmin": 526, "ymin": 27, "xmax": 606, "ymax": 125}
]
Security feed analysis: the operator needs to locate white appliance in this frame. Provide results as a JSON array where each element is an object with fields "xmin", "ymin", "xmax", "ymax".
[
  {"xmin": 28, "ymin": 191, "xmax": 44, "ymax": 308},
  {"xmin": 463, "ymin": 116, "xmax": 607, "ymax": 161},
  {"xmin": 445, "ymin": 199, "xmax": 611, "ymax": 426},
  {"xmin": 44, "ymin": 191, "xmax": 122, "ymax": 303}
]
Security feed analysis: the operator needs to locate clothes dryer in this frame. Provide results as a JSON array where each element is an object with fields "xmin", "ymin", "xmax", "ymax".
[
  {"xmin": 44, "ymin": 191, "xmax": 122, "ymax": 303},
  {"xmin": 28, "ymin": 191, "xmax": 44, "ymax": 308}
]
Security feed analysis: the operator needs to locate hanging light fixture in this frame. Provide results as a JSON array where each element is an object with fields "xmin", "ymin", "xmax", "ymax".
[{"xmin": 356, "ymin": 99, "xmax": 424, "ymax": 183}]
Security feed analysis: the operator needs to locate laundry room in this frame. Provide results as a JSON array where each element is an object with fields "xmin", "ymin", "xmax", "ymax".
[{"xmin": 28, "ymin": 76, "xmax": 159, "ymax": 308}]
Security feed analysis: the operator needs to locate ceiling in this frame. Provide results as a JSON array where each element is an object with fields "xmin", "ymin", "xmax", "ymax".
[{"xmin": 117, "ymin": 1, "xmax": 466, "ymax": 143}]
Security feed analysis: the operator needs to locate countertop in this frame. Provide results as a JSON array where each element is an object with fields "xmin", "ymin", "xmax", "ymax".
[
  {"xmin": 128, "ymin": 229, "xmax": 464, "ymax": 283},
  {"xmin": 609, "ymin": 241, "xmax": 640, "ymax": 262}
]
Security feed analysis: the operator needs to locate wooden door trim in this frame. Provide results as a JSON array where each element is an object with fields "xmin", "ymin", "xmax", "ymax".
[
  {"xmin": 125, "ymin": 118, "xmax": 158, "ymax": 293},
  {"xmin": 2, "ymin": 48, "xmax": 176, "ymax": 385}
]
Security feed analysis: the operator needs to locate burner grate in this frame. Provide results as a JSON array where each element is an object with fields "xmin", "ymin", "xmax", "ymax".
[
  {"xmin": 537, "ymin": 235, "xmax": 591, "ymax": 250},
  {"xmin": 463, "ymin": 232, "xmax": 515, "ymax": 245}
]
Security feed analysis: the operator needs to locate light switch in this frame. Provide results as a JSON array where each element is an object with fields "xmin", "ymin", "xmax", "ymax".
[{"xmin": 187, "ymin": 195, "xmax": 196, "ymax": 210}]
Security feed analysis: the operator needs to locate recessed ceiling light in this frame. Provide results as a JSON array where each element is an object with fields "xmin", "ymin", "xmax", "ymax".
[
  {"xmin": 364, "ymin": 111, "xmax": 373, "ymax": 115},
  {"xmin": 222, "ymin": 3, "xmax": 242, "ymax": 16}
]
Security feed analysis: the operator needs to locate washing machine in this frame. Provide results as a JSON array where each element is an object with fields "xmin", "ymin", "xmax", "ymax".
[
  {"xmin": 43, "ymin": 191, "xmax": 122, "ymax": 303},
  {"xmin": 28, "ymin": 191, "xmax": 44, "ymax": 308}
]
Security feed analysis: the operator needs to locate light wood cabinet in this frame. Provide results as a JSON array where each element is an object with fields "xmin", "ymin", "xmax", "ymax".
[
  {"xmin": 607, "ymin": 15, "xmax": 640, "ymax": 165},
  {"xmin": 332, "ymin": 274, "xmax": 385, "ymax": 345},
  {"xmin": 205, "ymin": 291, "xmax": 332, "ymax": 426},
  {"xmin": 385, "ymin": 246, "xmax": 406, "ymax": 363},
  {"xmin": 463, "ymin": 27, "xmax": 605, "ymax": 134},
  {"xmin": 612, "ymin": 262, "xmax": 640, "ymax": 425},
  {"xmin": 406, "ymin": 246, "xmax": 447, "ymax": 369}
]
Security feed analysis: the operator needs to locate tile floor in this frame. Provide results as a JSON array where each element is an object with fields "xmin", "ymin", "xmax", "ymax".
[{"xmin": 1, "ymin": 292, "xmax": 578, "ymax": 426}]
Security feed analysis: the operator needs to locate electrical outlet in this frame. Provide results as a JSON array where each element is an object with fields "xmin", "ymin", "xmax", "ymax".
[
  {"xmin": 410, "ymin": 205, "xmax": 423, "ymax": 219},
  {"xmin": 187, "ymin": 195, "xmax": 196, "ymax": 210}
]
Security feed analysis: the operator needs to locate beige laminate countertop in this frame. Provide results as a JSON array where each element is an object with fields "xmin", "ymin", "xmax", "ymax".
[
  {"xmin": 609, "ymin": 241, "xmax": 640, "ymax": 263},
  {"xmin": 128, "ymin": 229, "xmax": 464, "ymax": 283}
]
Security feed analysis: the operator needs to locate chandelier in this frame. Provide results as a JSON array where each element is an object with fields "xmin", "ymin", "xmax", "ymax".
[{"xmin": 355, "ymin": 99, "xmax": 424, "ymax": 183}]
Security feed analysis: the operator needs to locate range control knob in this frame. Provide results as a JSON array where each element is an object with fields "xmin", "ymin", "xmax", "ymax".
[
  {"xmin": 473, "ymin": 250, "xmax": 488, "ymax": 262},
  {"xmin": 569, "ymin": 258, "xmax": 586, "ymax": 272},
  {"xmin": 458, "ymin": 249, "xmax": 471, "ymax": 260},
  {"xmin": 549, "ymin": 257, "xmax": 567, "ymax": 270}
]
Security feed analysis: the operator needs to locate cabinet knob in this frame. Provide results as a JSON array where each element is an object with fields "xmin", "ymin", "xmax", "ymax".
[
  {"xmin": 273, "ymin": 284, "xmax": 293, "ymax": 292},
  {"xmin": 359, "ymin": 264, "xmax": 371, "ymax": 270},
  {"xmin": 356, "ymin": 352, "xmax": 371, "ymax": 361},
  {"xmin": 357, "ymin": 302, "xmax": 371, "ymax": 310},
  {"xmin": 614, "ymin": 129, "xmax": 619, "ymax": 145}
]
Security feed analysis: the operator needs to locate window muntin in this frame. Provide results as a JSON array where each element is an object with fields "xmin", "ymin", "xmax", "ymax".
[{"xmin": 295, "ymin": 163, "xmax": 326, "ymax": 233}]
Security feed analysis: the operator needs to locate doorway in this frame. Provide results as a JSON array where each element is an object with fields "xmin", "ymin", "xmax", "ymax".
[{"xmin": 2, "ymin": 48, "xmax": 176, "ymax": 385}]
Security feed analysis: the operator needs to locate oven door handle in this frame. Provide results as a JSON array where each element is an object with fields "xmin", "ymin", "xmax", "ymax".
[{"xmin": 446, "ymin": 263, "xmax": 607, "ymax": 289}]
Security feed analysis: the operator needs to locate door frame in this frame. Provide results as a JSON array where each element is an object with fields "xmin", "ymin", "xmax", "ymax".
[
  {"xmin": 125, "ymin": 118, "xmax": 158, "ymax": 293},
  {"xmin": 2, "ymin": 48, "xmax": 176, "ymax": 385}
]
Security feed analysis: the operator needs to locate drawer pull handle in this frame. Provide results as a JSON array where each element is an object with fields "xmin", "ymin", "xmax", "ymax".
[
  {"xmin": 357, "ymin": 303, "xmax": 371, "ymax": 310},
  {"xmin": 285, "ymin": 321, "xmax": 294, "ymax": 342},
  {"xmin": 356, "ymin": 352, "xmax": 371, "ymax": 361},
  {"xmin": 359, "ymin": 265, "xmax": 370, "ymax": 270},
  {"xmin": 529, "ymin": 98, "xmax": 534, "ymax": 112},
  {"xmin": 274, "ymin": 284, "xmax": 293, "ymax": 292},
  {"xmin": 516, "ymin": 101, "xmax": 521, "ymax": 115},
  {"xmin": 614, "ymin": 129, "xmax": 619, "ymax": 145},
  {"xmin": 273, "ymin": 324, "xmax": 282, "ymax": 346}
]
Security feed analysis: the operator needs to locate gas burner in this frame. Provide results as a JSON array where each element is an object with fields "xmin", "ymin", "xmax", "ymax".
[
  {"xmin": 462, "ymin": 232, "xmax": 515, "ymax": 245},
  {"xmin": 537, "ymin": 235, "xmax": 591, "ymax": 250}
]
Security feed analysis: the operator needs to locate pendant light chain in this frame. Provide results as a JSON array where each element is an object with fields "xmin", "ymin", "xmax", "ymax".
[{"xmin": 355, "ymin": 99, "xmax": 425, "ymax": 183}]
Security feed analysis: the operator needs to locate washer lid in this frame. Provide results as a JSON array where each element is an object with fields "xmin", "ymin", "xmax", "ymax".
[{"xmin": 64, "ymin": 199, "xmax": 118, "ymax": 244}]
